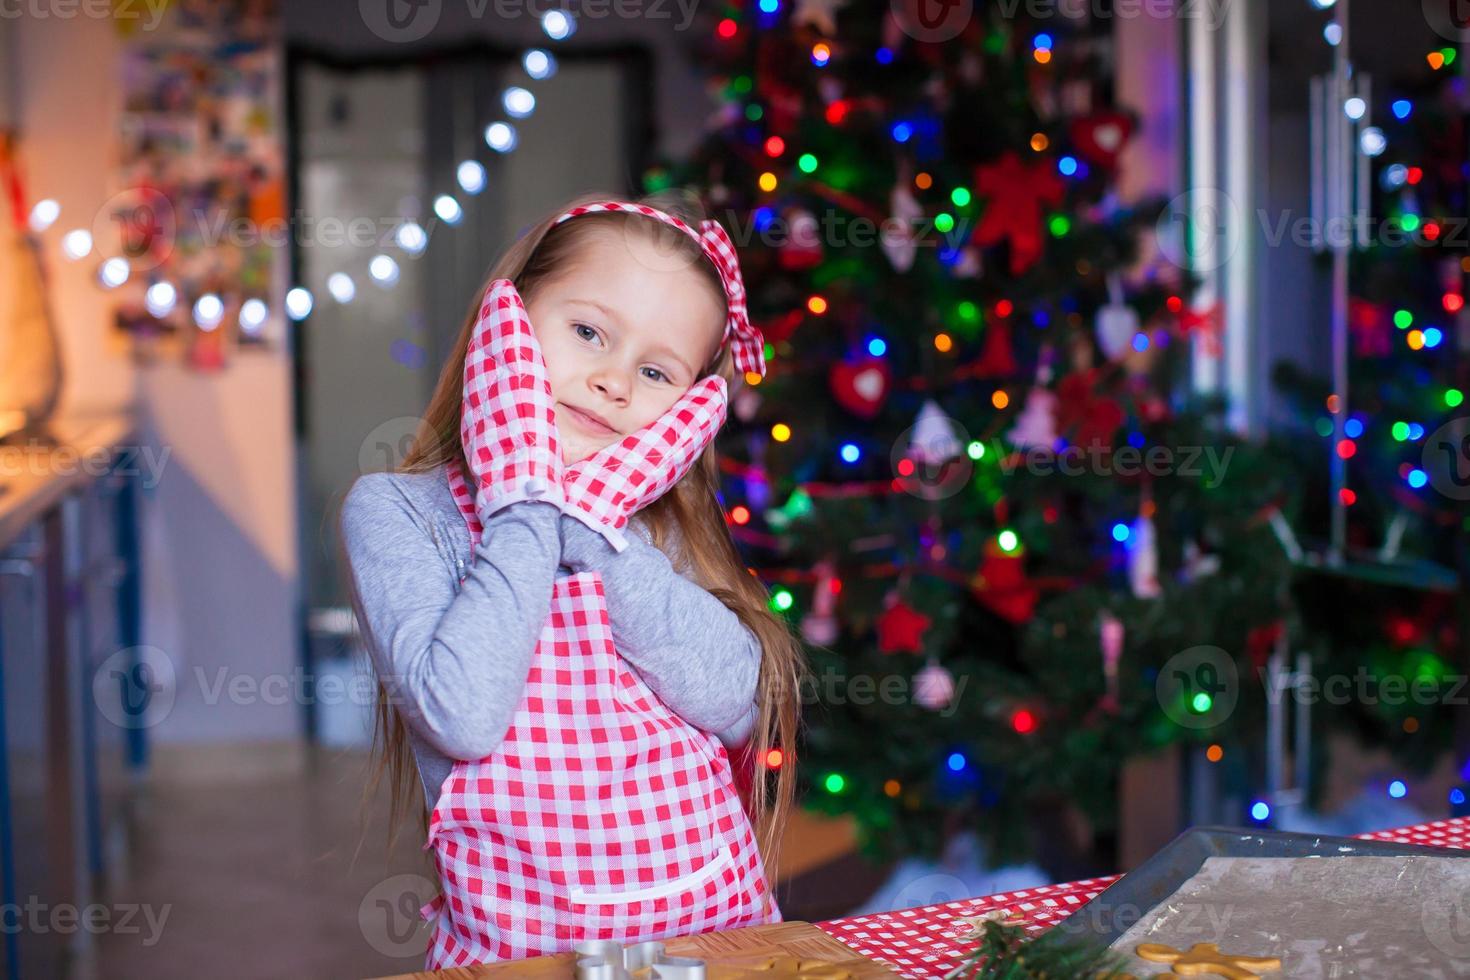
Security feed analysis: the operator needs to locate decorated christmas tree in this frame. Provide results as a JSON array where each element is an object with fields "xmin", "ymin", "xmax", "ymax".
[{"xmin": 653, "ymin": 2, "xmax": 1302, "ymax": 865}]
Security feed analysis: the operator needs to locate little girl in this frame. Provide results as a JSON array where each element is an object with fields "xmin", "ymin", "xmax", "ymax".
[{"xmin": 340, "ymin": 190, "xmax": 806, "ymax": 968}]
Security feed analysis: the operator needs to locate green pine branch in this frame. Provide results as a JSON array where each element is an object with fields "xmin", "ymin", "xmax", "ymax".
[{"xmin": 944, "ymin": 919, "xmax": 1134, "ymax": 980}]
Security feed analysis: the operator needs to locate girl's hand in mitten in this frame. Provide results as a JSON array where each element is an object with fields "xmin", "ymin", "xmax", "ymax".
[
  {"xmin": 460, "ymin": 279, "xmax": 566, "ymax": 517},
  {"xmin": 562, "ymin": 375, "xmax": 727, "ymax": 552}
]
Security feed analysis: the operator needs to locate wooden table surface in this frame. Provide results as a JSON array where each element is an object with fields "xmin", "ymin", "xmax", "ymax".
[
  {"xmin": 368, "ymin": 921, "xmax": 900, "ymax": 979},
  {"xmin": 0, "ymin": 412, "xmax": 137, "ymax": 547}
]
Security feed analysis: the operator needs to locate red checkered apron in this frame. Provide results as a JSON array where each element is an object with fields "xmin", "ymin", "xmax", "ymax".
[{"xmin": 416, "ymin": 464, "xmax": 781, "ymax": 969}]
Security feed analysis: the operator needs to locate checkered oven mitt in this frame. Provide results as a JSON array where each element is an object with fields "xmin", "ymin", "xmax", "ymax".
[
  {"xmin": 562, "ymin": 375, "xmax": 728, "ymax": 552},
  {"xmin": 460, "ymin": 278, "xmax": 566, "ymax": 518}
]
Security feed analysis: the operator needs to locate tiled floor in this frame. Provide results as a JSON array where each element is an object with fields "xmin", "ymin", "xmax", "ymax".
[{"xmin": 83, "ymin": 743, "xmax": 870, "ymax": 980}]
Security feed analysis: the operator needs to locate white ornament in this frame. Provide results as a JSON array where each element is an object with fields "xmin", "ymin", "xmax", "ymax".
[
  {"xmin": 1096, "ymin": 273, "xmax": 1140, "ymax": 360},
  {"xmin": 1006, "ymin": 387, "xmax": 1059, "ymax": 450},
  {"xmin": 1128, "ymin": 512, "xmax": 1162, "ymax": 599},
  {"xmin": 908, "ymin": 399, "xmax": 963, "ymax": 465},
  {"xmin": 915, "ymin": 660, "xmax": 956, "ymax": 711},
  {"xmin": 884, "ymin": 181, "xmax": 924, "ymax": 273}
]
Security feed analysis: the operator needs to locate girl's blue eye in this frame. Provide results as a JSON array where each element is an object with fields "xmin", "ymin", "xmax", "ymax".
[{"xmin": 573, "ymin": 320, "xmax": 672, "ymax": 383}]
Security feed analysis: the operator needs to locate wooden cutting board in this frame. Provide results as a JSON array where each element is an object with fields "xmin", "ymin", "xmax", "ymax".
[{"xmin": 368, "ymin": 921, "xmax": 900, "ymax": 979}]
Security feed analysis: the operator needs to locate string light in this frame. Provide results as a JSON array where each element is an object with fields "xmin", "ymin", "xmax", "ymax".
[
  {"xmin": 284, "ymin": 287, "xmax": 313, "ymax": 321},
  {"xmin": 967, "ymin": 441, "xmax": 985, "ymax": 460},
  {"xmin": 772, "ymin": 588, "xmax": 794, "ymax": 611},
  {"xmin": 951, "ymin": 187, "xmax": 971, "ymax": 207},
  {"xmin": 765, "ymin": 749, "xmax": 784, "ymax": 769},
  {"xmin": 434, "ymin": 195, "xmax": 463, "ymax": 225},
  {"xmin": 541, "ymin": 9, "xmax": 575, "ymax": 39},
  {"xmin": 98, "ymin": 257, "xmax": 130, "ymax": 289},
  {"xmin": 947, "ymin": 753, "xmax": 967, "ymax": 771},
  {"xmin": 239, "ymin": 298, "xmax": 268, "ymax": 334},
  {"xmin": 758, "ymin": 171, "xmax": 778, "ymax": 192},
  {"xmin": 1206, "ymin": 744, "xmax": 1224, "ymax": 763},
  {"xmin": 522, "ymin": 49, "xmax": 556, "ymax": 79},
  {"xmin": 730, "ymin": 505, "xmax": 751, "ymax": 525},
  {"xmin": 1010, "ymin": 709, "xmax": 1036, "ymax": 734},
  {"xmin": 764, "ymin": 136, "xmax": 785, "ymax": 157},
  {"xmin": 1388, "ymin": 780, "xmax": 1407, "ymax": 799},
  {"xmin": 840, "ymin": 443, "xmax": 861, "ymax": 463},
  {"xmin": 145, "ymin": 282, "xmax": 178, "ymax": 317},
  {"xmin": 991, "ymin": 390, "xmax": 1009, "ymax": 409},
  {"xmin": 484, "ymin": 122, "xmax": 517, "ymax": 152},
  {"xmin": 457, "ymin": 160, "xmax": 487, "ymax": 194},
  {"xmin": 1444, "ymin": 293, "xmax": 1465, "ymax": 313},
  {"xmin": 61, "ymin": 229, "xmax": 93, "ymax": 260},
  {"xmin": 811, "ymin": 43, "xmax": 831, "ymax": 66},
  {"xmin": 1393, "ymin": 309, "xmax": 1412, "ymax": 329},
  {"xmin": 1029, "ymin": 132, "xmax": 1049, "ymax": 152},
  {"xmin": 28, "ymin": 199, "xmax": 59, "ymax": 232},
  {"xmin": 867, "ymin": 337, "xmax": 887, "ymax": 356},
  {"xmin": 1392, "ymin": 99, "xmax": 1412, "ymax": 120},
  {"xmin": 192, "ymin": 293, "xmax": 224, "ymax": 331},
  {"xmin": 798, "ymin": 153, "xmax": 818, "ymax": 173},
  {"xmin": 1058, "ymin": 156, "xmax": 1079, "ymax": 176},
  {"xmin": 1251, "ymin": 801, "xmax": 1271, "ymax": 822},
  {"xmin": 327, "ymin": 272, "xmax": 356, "ymax": 303},
  {"xmin": 1446, "ymin": 389, "xmax": 1464, "ymax": 408},
  {"xmin": 1112, "ymin": 522, "xmax": 1130, "ymax": 543},
  {"xmin": 997, "ymin": 529, "xmax": 1020, "ymax": 553},
  {"xmin": 914, "ymin": 171, "xmax": 931, "ymax": 189},
  {"xmin": 934, "ymin": 332, "xmax": 953, "ymax": 352},
  {"xmin": 771, "ymin": 423, "xmax": 792, "ymax": 442},
  {"xmin": 502, "ymin": 87, "xmax": 535, "ymax": 118},
  {"xmin": 807, "ymin": 295, "xmax": 828, "ymax": 314},
  {"xmin": 394, "ymin": 222, "xmax": 427, "ymax": 255},
  {"xmin": 369, "ymin": 254, "xmax": 400, "ymax": 286},
  {"xmin": 823, "ymin": 772, "xmax": 845, "ymax": 793}
]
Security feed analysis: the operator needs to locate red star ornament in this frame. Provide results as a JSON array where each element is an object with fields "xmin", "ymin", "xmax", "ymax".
[
  {"xmin": 876, "ymin": 596, "xmax": 931, "ymax": 655},
  {"xmin": 972, "ymin": 151, "xmax": 1065, "ymax": 275}
]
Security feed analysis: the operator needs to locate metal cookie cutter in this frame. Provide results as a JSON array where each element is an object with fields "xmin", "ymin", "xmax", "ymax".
[{"xmin": 573, "ymin": 939, "xmax": 708, "ymax": 979}]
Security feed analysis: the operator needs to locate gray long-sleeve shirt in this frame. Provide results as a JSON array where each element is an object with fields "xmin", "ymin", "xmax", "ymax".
[{"xmin": 339, "ymin": 464, "xmax": 761, "ymax": 811}]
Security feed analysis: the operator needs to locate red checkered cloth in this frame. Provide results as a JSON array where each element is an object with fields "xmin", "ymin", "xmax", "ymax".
[{"xmin": 814, "ymin": 817, "xmax": 1470, "ymax": 979}]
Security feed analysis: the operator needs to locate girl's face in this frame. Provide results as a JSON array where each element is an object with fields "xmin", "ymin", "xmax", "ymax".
[{"xmin": 525, "ymin": 226, "xmax": 727, "ymax": 465}]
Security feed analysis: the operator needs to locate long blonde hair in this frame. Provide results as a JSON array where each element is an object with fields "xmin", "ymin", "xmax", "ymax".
[{"xmin": 352, "ymin": 189, "xmax": 809, "ymax": 889}]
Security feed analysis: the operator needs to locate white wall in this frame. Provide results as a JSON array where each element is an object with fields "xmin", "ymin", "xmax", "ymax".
[{"xmin": 13, "ymin": 10, "xmax": 299, "ymax": 744}]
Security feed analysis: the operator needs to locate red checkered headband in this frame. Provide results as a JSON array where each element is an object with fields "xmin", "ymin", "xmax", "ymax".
[{"xmin": 550, "ymin": 201, "xmax": 767, "ymax": 380}]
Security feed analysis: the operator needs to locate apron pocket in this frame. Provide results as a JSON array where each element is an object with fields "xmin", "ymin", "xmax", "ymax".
[{"xmin": 568, "ymin": 844, "xmax": 737, "ymax": 906}]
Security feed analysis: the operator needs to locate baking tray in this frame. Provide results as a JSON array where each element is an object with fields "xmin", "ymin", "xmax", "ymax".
[{"xmin": 1052, "ymin": 825, "xmax": 1470, "ymax": 947}]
